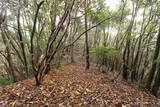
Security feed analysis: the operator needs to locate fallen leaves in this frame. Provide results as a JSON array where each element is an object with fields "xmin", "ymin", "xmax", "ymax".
[
  {"xmin": 10, "ymin": 100, "xmax": 17, "ymax": 106},
  {"xmin": 0, "ymin": 60, "xmax": 160, "ymax": 107}
]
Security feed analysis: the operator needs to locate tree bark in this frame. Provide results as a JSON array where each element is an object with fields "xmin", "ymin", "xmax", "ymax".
[
  {"xmin": 84, "ymin": 0, "xmax": 90, "ymax": 70},
  {"xmin": 152, "ymin": 62, "xmax": 160, "ymax": 97},
  {"xmin": 145, "ymin": 28, "xmax": 160, "ymax": 90},
  {"xmin": 17, "ymin": 8, "xmax": 28, "ymax": 77}
]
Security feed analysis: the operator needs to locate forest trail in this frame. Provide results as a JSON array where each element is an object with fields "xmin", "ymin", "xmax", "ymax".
[{"xmin": 0, "ymin": 55, "xmax": 160, "ymax": 107}]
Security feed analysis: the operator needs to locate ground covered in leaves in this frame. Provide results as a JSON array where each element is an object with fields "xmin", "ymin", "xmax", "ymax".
[{"xmin": 0, "ymin": 60, "xmax": 160, "ymax": 107}]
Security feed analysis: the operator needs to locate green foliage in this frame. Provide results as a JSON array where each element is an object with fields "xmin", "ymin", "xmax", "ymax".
[
  {"xmin": 90, "ymin": 46, "xmax": 120, "ymax": 60},
  {"xmin": 88, "ymin": 8, "xmax": 112, "ymax": 27},
  {"xmin": 146, "ymin": 22, "xmax": 158, "ymax": 33},
  {"xmin": 0, "ymin": 75, "xmax": 12, "ymax": 86},
  {"xmin": 132, "ymin": 0, "xmax": 152, "ymax": 7},
  {"xmin": 24, "ymin": 25, "xmax": 32, "ymax": 31}
]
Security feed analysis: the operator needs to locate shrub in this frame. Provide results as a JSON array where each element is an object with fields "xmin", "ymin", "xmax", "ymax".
[
  {"xmin": 0, "ymin": 75, "xmax": 13, "ymax": 86},
  {"xmin": 90, "ymin": 46, "xmax": 120, "ymax": 72}
]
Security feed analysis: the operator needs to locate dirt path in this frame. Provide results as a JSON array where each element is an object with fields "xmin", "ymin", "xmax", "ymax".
[{"xmin": 0, "ymin": 59, "xmax": 160, "ymax": 107}]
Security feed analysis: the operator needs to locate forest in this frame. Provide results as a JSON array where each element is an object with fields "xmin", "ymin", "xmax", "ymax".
[{"xmin": 0, "ymin": 0, "xmax": 160, "ymax": 106}]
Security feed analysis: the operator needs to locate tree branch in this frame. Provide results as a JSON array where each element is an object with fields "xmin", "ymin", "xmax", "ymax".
[
  {"xmin": 64, "ymin": 15, "xmax": 115, "ymax": 49},
  {"xmin": 30, "ymin": 1, "xmax": 44, "ymax": 72}
]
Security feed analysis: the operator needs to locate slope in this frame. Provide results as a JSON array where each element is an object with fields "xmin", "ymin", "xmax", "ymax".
[{"xmin": 0, "ymin": 57, "xmax": 160, "ymax": 107}]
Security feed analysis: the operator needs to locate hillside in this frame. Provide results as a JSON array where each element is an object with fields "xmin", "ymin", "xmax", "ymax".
[{"xmin": 0, "ymin": 59, "xmax": 160, "ymax": 107}]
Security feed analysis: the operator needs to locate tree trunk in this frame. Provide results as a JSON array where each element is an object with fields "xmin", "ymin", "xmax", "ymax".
[
  {"xmin": 1, "ymin": 31, "xmax": 17, "ymax": 82},
  {"xmin": 17, "ymin": 8, "xmax": 28, "ymax": 77},
  {"xmin": 122, "ymin": 42, "xmax": 129, "ymax": 80},
  {"xmin": 145, "ymin": 28, "xmax": 160, "ymax": 90},
  {"xmin": 84, "ymin": 0, "xmax": 90, "ymax": 70},
  {"xmin": 151, "ymin": 62, "xmax": 160, "ymax": 97}
]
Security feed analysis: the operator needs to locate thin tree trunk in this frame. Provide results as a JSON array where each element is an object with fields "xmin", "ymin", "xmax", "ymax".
[
  {"xmin": 17, "ymin": 8, "xmax": 28, "ymax": 77},
  {"xmin": 152, "ymin": 62, "xmax": 160, "ymax": 97},
  {"xmin": 84, "ymin": 0, "xmax": 90, "ymax": 70},
  {"xmin": 145, "ymin": 28, "xmax": 160, "ymax": 90},
  {"xmin": 1, "ymin": 31, "xmax": 17, "ymax": 82}
]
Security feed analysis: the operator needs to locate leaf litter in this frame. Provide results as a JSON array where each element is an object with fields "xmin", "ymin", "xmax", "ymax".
[{"xmin": 0, "ymin": 60, "xmax": 160, "ymax": 107}]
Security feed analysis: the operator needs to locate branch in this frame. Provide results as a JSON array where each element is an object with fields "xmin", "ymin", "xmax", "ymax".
[
  {"xmin": 64, "ymin": 16, "xmax": 115, "ymax": 49},
  {"xmin": 30, "ymin": 1, "xmax": 44, "ymax": 72},
  {"xmin": 30, "ymin": 1, "xmax": 44, "ymax": 54},
  {"xmin": 46, "ymin": 0, "xmax": 75, "ymax": 56}
]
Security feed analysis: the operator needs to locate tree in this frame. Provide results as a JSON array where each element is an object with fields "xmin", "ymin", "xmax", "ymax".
[
  {"xmin": 145, "ymin": 28, "xmax": 160, "ymax": 90},
  {"xmin": 84, "ymin": 0, "xmax": 90, "ymax": 70}
]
